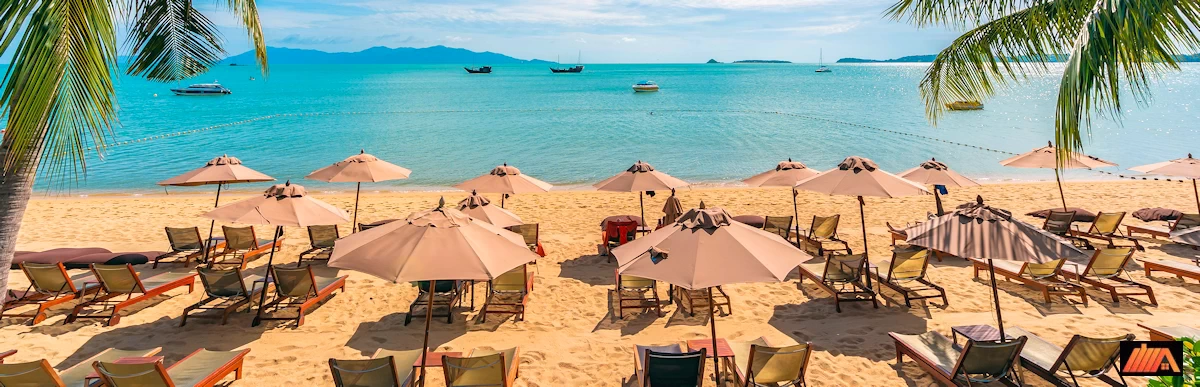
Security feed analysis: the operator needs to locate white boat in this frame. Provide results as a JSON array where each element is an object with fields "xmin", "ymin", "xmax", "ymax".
[
  {"xmin": 632, "ymin": 80, "xmax": 659, "ymax": 92},
  {"xmin": 815, "ymin": 49, "xmax": 832, "ymax": 73},
  {"xmin": 170, "ymin": 82, "xmax": 231, "ymax": 96}
]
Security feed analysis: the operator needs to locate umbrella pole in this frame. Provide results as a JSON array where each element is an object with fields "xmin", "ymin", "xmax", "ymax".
[
  {"xmin": 1054, "ymin": 168, "xmax": 1068, "ymax": 211},
  {"xmin": 639, "ymin": 192, "xmax": 646, "ymax": 228},
  {"xmin": 352, "ymin": 183, "xmax": 361, "ymax": 233},
  {"xmin": 792, "ymin": 188, "xmax": 801, "ymax": 246},
  {"xmin": 933, "ymin": 189, "xmax": 945, "ymax": 216},
  {"xmin": 858, "ymin": 196, "xmax": 872, "ymax": 289},
  {"xmin": 1193, "ymin": 179, "xmax": 1199, "ymax": 214},
  {"xmin": 501, "ymin": 194, "xmax": 505, "ymax": 209},
  {"xmin": 709, "ymin": 288, "xmax": 722, "ymax": 386},
  {"xmin": 252, "ymin": 225, "xmax": 282, "ymax": 327},
  {"xmin": 203, "ymin": 183, "xmax": 223, "ymax": 265},
  {"xmin": 418, "ymin": 279, "xmax": 435, "ymax": 387},
  {"xmin": 987, "ymin": 259, "xmax": 1005, "ymax": 342}
]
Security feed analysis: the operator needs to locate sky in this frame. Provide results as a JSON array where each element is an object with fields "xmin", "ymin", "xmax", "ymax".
[{"xmin": 198, "ymin": 0, "xmax": 964, "ymax": 63}]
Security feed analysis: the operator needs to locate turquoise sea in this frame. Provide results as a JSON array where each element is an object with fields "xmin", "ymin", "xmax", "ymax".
[{"xmin": 42, "ymin": 63, "xmax": 1200, "ymax": 193}]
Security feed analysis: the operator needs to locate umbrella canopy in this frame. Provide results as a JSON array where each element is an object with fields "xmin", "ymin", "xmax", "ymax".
[
  {"xmin": 203, "ymin": 183, "xmax": 350, "ymax": 227},
  {"xmin": 794, "ymin": 156, "xmax": 930, "ymax": 198},
  {"xmin": 1131, "ymin": 154, "xmax": 1200, "ymax": 212},
  {"xmin": 457, "ymin": 191, "xmax": 523, "ymax": 228},
  {"xmin": 899, "ymin": 158, "xmax": 980, "ymax": 188},
  {"xmin": 328, "ymin": 201, "xmax": 537, "ymax": 282},
  {"xmin": 999, "ymin": 142, "xmax": 1117, "ymax": 170},
  {"xmin": 661, "ymin": 191, "xmax": 683, "ymax": 225},
  {"xmin": 158, "ymin": 155, "xmax": 274, "ymax": 186},
  {"xmin": 742, "ymin": 159, "xmax": 819, "ymax": 187},
  {"xmin": 904, "ymin": 197, "xmax": 1088, "ymax": 263},
  {"xmin": 306, "ymin": 150, "xmax": 412, "ymax": 183},
  {"xmin": 594, "ymin": 161, "xmax": 690, "ymax": 192},
  {"xmin": 454, "ymin": 164, "xmax": 552, "ymax": 194}
]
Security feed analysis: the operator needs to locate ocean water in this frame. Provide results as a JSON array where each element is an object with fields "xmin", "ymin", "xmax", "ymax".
[{"xmin": 36, "ymin": 63, "xmax": 1200, "ymax": 193}]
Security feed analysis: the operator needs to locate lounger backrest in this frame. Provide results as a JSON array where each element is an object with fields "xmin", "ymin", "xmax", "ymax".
[
  {"xmin": 1173, "ymin": 214, "xmax": 1200, "ymax": 231},
  {"xmin": 618, "ymin": 271, "xmax": 655, "ymax": 290},
  {"xmin": 415, "ymin": 280, "xmax": 457, "ymax": 294},
  {"xmin": 1043, "ymin": 211, "xmax": 1076, "ymax": 235},
  {"xmin": 644, "ymin": 349, "xmax": 706, "ymax": 387},
  {"xmin": 1024, "ymin": 259, "xmax": 1065, "ymax": 279},
  {"xmin": 91, "ymin": 264, "xmax": 144, "ymax": 294},
  {"xmin": 763, "ymin": 216, "xmax": 793, "ymax": 239},
  {"xmin": 822, "ymin": 254, "xmax": 865, "ymax": 283},
  {"xmin": 92, "ymin": 360, "xmax": 172, "ymax": 386},
  {"xmin": 358, "ymin": 223, "xmax": 377, "ymax": 232},
  {"xmin": 887, "ymin": 247, "xmax": 930, "ymax": 282},
  {"xmin": 0, "ymin": 360, "xmax": 66, "ymax": 386},
  {"xmin": 328, "ymin": 357, "xmax": 400, "ymax": 387},
  {"xmin": 308, "ymin": 225, "xmax": 340, "ymax": 248},
  {"xmin": 506, "ymin": 224, "xmax": 539, "ymax": 249},
  {"xmin": 1089, "ymin": 212, "xmax": 1125, "ymax": 235},
  {"xmin": 1055, "ymin": 334, "xmax": 1134, "ymax": 375},
  {"xmin": 443, "ymin": 352, "xmax": 508, "ymax": 387},
  {"xmin": 165, "ymin": 227, "xmax": 203, "ymax": 251},
  {"xmin": 1085, "ymin": 248, "xmax": 1134, "ymax": 278},
  {"xmin": 222, "ymin": 226, "xmax": 258, "ymax": 250},
  {"xmin": 491, "ymin": 265, "xmax": 528, "ymax": 293},
  {"xmin": 746, "ymin": 344, "xmax": 810, "ymax": 385},
  {"xmin": 21, "ymin": 262, "xmax": 75, "ymax": 294},
  {"xmin": 951, "ymin": 337, "xmax": 1026, "ymax": 384},
  {"xmin": 272, "ymin": 266, "xmax": 317, "ymax": 298},
  {"xmin": 606, "ymin": 221, "xmax": 639, "ymax": 245},
  {"xmin": 809, "ymin": 215, "xmax": 840, "ymax": 239},
  {"xmin": 197, "ymin": 267, "xmax": 249, "ymax": 298}
]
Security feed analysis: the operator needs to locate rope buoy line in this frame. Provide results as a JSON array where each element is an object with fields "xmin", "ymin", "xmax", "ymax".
[{"xmin": 77, "ymin": 108, "xmax": 1182, "ymax": 183}]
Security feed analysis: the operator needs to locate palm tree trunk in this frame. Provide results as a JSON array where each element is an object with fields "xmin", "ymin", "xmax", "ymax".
[{"xmin": 0, "ymin": 147, "xmax": 39, "ymax": 305}]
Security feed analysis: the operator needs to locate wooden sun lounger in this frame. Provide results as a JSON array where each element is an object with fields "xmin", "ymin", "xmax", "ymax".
[
  {"xmin": 258, "ymin": 265, "xmax": 347, "ymax": 327},
  {"xmin": 796, "ymin": 255, "xmax": 877, "ymax": 313},
  {"xmin": 443, "ymin": 347, "xmax": 520, "ymax": 387},
  {"xmin": 0, "ymin": 347, "xmax": 163, "ymax": 386},
  {"xmin": 154, "ymin": 226, "xmax": 226, "ymax": 269},
  {"xmin": 671, "ymin": 286, "xmax": 731, "ymax": 316},
  {"xmin": 298, "ymin": 225, "xmax": 339, "ymax": 265},
  {"xmin": 329, "ymin": 348, "xmax": 423, "ymax": 387},
  {"xmin": 2, "ymin": 262, "xmax": 100, "ymax": 325},
  {"xmin": 633, "ymin": 344, "xmax": 704, "ymax": 387},
  {"xmin": 406, "ymin": 280, "xmax": 463, "ymax": 325},
  {"xmin": 614, "ymin": 269, "xmax": 663, "ymax": 320},
  {"xmin": 481, "ymin": 265, "xmax": 533, "ymax": 322},
  {"xmin": 1006, "ymin": 326, "xmax": 1131, "ymax": 387},
  {"xmin": 1137, "ymin": 324, "xmax": 1200, "ymax": 341},
  {"xmin": 66, "ymin": 264, "xmax": 196, "ymax": 326},
  {"xmin": 1070, "ymin": 212, "xmax": 1143, "ymax": 251},
  {"xmin": 181, "ymin": 268, "xmax": 268, "ymax": 326},
  {"xmin": 1143, "ymin": 259, "xmax": 1200, "ymax": 282},
  {"xmin": 1127, "ymin": 213, "xmax": 1200, "ymax": 239},
  {"xmin": 92, "ymin": 348, "xmax": 249, "ymax": 387},
  {"xmin": 969, "ymin": 258, "xmax": 1087, "ymax": 306},
  {"xmin": 729, "ymin": 337, "xmax": 811, "ymax": 387},
  {"xmin": 211, "ymin": 225, "xmax": 283, "ymax": 270},
  {"xmin": 1060, "ymin": 248, "xmax": 1157, "ymax": 305},
  {"xmin": 890, "ymin": 331, "xmax": 1026, "ymax": 386},
  {"xmin": 870, "ymin": 246, "xmax": 947, "ymax": 307}
]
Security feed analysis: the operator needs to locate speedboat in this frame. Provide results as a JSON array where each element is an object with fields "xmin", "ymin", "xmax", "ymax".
[
  {"xmin": 946, "ymin": 101, "xmax": 984, "ymax": 110},
  {"xmin": 170, "ymin": 82, "xmax": 231, "ymax": 96},
  {"xmin": 465, "ymin": 66, "xmax": 492, "ymax": 74},
  {"xmin": 632, "ymin": 81, "xmax": 659, "ymax": 92}
]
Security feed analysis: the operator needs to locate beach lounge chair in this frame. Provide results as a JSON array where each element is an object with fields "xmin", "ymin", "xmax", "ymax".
[
  {"xmin": 258, "ymin": 265, "xmax": 347, "ymax": 327},
  {"xmin": 1061, "ymin": 248, "xmax": 1157, "ymax": 305},
  {"xmin": 796, "ymin": 254, "xmax": 877, "ymax": 312},
  {"xmin": 1127, "ymin": 213, "xmax": 1200, "ymax": 239},
  {"xmin": 442, "ymin": 347, "xmax": 520, "ymax": 387},
  {"xmin": 506, "ymin": 224, "xmax": 546, "ymax": 257},
  {"xmin": 181, "ymin": 267, "xmax": 267, "ymax": 326},
  {"xmin": 66, "ymin": 264, "xmax": 196, "ymax": 326},
  {"xmin": 1042, "ymin": 211, "xmax": 1094, "ymax": 250},
  {"xmin": 633, "ymin": 344, "xmax": 705, "ymax": 387},
  {"xmin": 210, "ymin": 225, "xmax": 282, "ymax": 269},
  {"xmin": 672, "ymin": 286, "xmax": 731, "ymax": 317},
  {"xmin": 1006, "ymin": 326, "xmax": 1132, "ymax": 387},
  {"xmin": 2, "ymin": 262, "xmax": 99, "ymax": 325},
  {"xmin": 481, "ymin": 265, "xmax": 533, "ymax": 322},
  {"xmin": 1070, "ymin": 212, "xmax": 1143, "ymax": 251},
  {"xmin": 298, "ymin": 225, "xmax": 339, "ymax": 265},
  {"xmin": 405, "ymin": 280, "xmax": 462, "ymax": 325},
  {"xmin": 329, "ymin": 348, "xmax": 424, "ymax": 387},
  {"xmin": 797, "ymin": 215, "xmax": 851, "ymax": 256},
  {"xmin": 154, "ymin": 227, "xmax": 224, "ymax": 268},
  {"xmin": 1137, "ymin": 324, "xmax": 1200, "ymax": 341},
  {"xmin": 969, "ymin": 258, "xmax": 1087, "ymax": 306},
  {"xmin": 869, "ymin": 246, "xmax": 947, "ymax": 307},
  {"xmin": 91, "ymin": 348, "xmax": 249, "ymax": 387},
  {"xmin": 886, "ymin": 222, "xmax": 907, "ymax": 246},
  {"xmin": 729, "ymin": 337, "xmax": 812, "ymax": 387},
  {"xmin": 0, "ymin": 347, "xmax": 162, "ymax": 386},
  {"xmin": 614, "ymin": 269, "xmax": 663, "ymax": 320},
  {"xmin": 889, "ymin": 331, "xmax": 1027, "ymax": 386},
  {"xmin": 1143, "ymin": 259, "xmax": 1200, "ymax": 283},
  {"xmin": 763, "ymin": 216, "xmax": 794, "ymax": 240},
  {"xmin": 602, "ymin": 220, "xmax": 639, "ymax": 258}
]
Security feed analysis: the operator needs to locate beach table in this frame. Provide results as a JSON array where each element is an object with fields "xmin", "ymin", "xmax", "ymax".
[
  {"xmin": 412, "ymin": 351, "xmax": 464, "ymax": 377},
  {"xmin": 687, "ymin": 338, "xmax": 735, "ymax": 384},
  {"xmin": 951, "ymin": 325, "xmax": 1014, "ymax": 345}
]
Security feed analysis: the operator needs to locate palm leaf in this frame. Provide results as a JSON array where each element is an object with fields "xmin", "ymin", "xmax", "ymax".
[
  {"xmin": 125, "ymin": 0, "xmax": 225, "ymax": 81},
  {"xmin": 887, "ymin": 0, "xmax": 1052, "ymax": 27},
  {"xmin": 217, "ymin": 0, "xmax": 268, "ymax": 75}
]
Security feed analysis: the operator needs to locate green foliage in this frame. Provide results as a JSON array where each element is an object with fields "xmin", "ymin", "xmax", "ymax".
[{"xmin": 1147, "ymin": 337, "xmax": 1198, "ymax": 387}]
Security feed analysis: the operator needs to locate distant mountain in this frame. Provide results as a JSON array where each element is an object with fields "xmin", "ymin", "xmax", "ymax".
[
  {"xmin": 706, "ymin": 59, "xmax": 721, "ymax": 64},
  {"xmin": 839, "ymin": 53, "xmax": 1200, "ymax": 63},
  {"xmin": 733, "ymin": 60, "xmax": 791, "ymax": 64},
  {"xmin": 837, "ymin": 55, "xmax": 937, "ymax": 63},
  {"xmin": 221, "ymin": 46, "xmax": 553, "ymax": 65}
]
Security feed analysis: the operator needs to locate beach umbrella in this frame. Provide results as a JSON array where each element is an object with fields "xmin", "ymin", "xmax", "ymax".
[
  {"xmin": 595, "ymin": 161, "xmax": 690, "ymax": 226},
  {"xmin": 305, "ymin": 150, "xmax": 412, "ymax": 232},
  {"xmin": 457, "ymin": 190, "xmax": 523, "ymax": 228},
  {"xmin": 661, "ymin": 189, "xmax": 683, "ymax": 226},
  {"xmin": 743, "ymin": 159, "xmax": 820, "ymax": 245},
  {"xmin": 1000, "ymin": 141, "xmax": 1116, "ymax": 210},
  {"xmin": 904, "ymin": 196, "xmax": 1087, "ymax": 340},
  {"xmin": 612, "ymin": 203, "xmax": 808, "ymax": 384},
  {"xmin": 1131, "ymin": 154, "xmax": 1200, "ymax": 213},
  {"xmin": 454, "ymin": 164, "xmax": 552, "ymax": 208},
  {"xmin": 328, "ymin": 199, "xmax": 537, "ymax": 387},
  {"xmin": 202, "ymin": 182, "xmax": 350, "ymax": 327},
  {"xmin": 158, "ymin": 155, "xmax": 274, "ymax": 262},
  {"xmin": 899, "ymin": 158, "xmax": 980, "ymax": 216},
  {"xmin": 794, "ymin": 156, "xmax": 929, "ymax": 288}
]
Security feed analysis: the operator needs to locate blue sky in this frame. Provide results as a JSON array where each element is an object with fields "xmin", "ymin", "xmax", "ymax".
[{"xmin": 201, "ymin": 0, "xmax": 963, "ymax": 63}]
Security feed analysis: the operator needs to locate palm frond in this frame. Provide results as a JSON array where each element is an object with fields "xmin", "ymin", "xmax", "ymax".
[
  {"xmin": 887, "ymin": 0, "xmax": 1051, "ymax": 27},
  {"xmin": 217, "ymin": 0, "xmax": 268, "ymax": 75},
  {"xmin": 125, "ymin": 0, "xmax": 225, "ymax": 81}
]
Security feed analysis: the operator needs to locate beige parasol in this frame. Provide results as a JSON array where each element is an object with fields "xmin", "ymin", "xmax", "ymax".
[
  {"xmin": 454, "ymin": 164, "xmax": 552, "ymax": 208},
  {"xmin": 900, "ymin": 158, "xmax": 980, "ymax": 215},
  {"xmin": 743, "ymin": 159, "xmax": 820, "ymax": 244},
  {"xmin": 661, "ymin": 190, "xmax": 683, "ymax": 226},
  {"xmin": 457, "ymin": 190, "xmax": 524, "ymax": 228},
  {"xmin": 1000, "ymin": 141, "xmax": 1117, "ymax": 210},
  {"xmin": 306, "ymin": 150, "xmax": 412, "ymax": 231},
  {"xmin": 159, "ymin": 155, "xmax": 275, "ymax": 262},
  {"xmin": 1131, "ymin": 154, "xmax": 1200, "ymax": 212},
  {"xmin": 595, "ymin": 161, "xmax": 690, "ymax": 225}
]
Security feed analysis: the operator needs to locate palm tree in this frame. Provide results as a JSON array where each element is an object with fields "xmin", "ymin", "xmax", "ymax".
[
  {"xmin": 886, "ymin": 0, "xmax": 1200, "ymax": 163},
  {"xmin": 0, "ymin": 0, "xmax": 266, "ymax": 302}
]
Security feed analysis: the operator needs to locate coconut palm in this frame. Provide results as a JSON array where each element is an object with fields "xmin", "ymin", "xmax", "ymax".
[
  {"xmin": 887, "ymin": 0, "xmax": 1200, "ymax": 163},
  {"xmin": 0, "ymin": 0, "xmax": 267, "ymax": 302}
]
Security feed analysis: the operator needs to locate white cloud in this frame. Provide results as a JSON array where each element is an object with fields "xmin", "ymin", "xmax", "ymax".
[
  {"xmin": 620, "ymin": 37, "xmax": 637, "ymax": 42},
  {"xmin": 636, "ymin": 0, "xmax": 834, "ymax": 9},
  {"xmin": 575, "ymin": 38, "xmax": 588, "ymax": 43},
  {"xmin": 744, "ymin": 21, "xmax": 862, "ymax": 35},
  {"xmin": 444, "ymin": 35, "xmax": 472, "ymax": 42}
]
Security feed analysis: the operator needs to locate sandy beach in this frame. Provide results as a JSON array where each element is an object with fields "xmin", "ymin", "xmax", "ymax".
[{"xmin": 6, "ymin": 180, "xmax": 1200, "ymax": 386}]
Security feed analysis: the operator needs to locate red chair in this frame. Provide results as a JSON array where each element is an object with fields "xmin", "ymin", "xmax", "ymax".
[{"xmin": 601, "ymin": 220, "xmax": 639, "ymax": 259}]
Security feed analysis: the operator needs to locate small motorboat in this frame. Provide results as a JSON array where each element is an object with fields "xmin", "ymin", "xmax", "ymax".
[
  {"xmin": 946, "ymin": 101, "xmax": 984, "ymax": 110},
  {"xmin": 465, "ymin": 66, "xmax": 492, "ymax": 74},
  {"xmin": 551, "ymin": 65, "xmax": 584, "ymax": 73},
  {"xmin": 632, "ymin": 81, "xmax": 659, "ymax": 92},
  {"xmin": 170, "ymin": 82, "xmax": 231, "ymax": 96}
]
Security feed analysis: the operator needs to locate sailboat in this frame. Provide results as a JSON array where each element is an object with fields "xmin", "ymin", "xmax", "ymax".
[
  {"xmin": 815, "ymin": 49, "xmax": 832, "ymax": 73},
  {"xmin": 551, "ymin": 51, "xmax": 584, "ymax": 73}
]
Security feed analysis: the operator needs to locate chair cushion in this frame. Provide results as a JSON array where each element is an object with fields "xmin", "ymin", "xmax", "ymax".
[
  {"xmin": 892, "ymin": 332, "xmax": 958, "ymax": 377},
  {"xmin": 1006, "ymin": 327, "xmax": 1059, "ymax": 372},
  {"xmin": 167, "ymin": 349, "xmax": 246, "ymax": 386}
]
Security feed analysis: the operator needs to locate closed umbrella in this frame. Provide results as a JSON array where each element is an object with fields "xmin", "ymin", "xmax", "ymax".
[
  {"xmin": 1000, "ymin": 141, "xmax": 1116, "ymax": 210},
  {"xmin": 159, "ymin": 155, "xmax": 274, "ymax": 262},
  {"xmin": 794, "ymin": 156, "xmax": 929, "ymax": 288},
  {"xmin": 661, "ymin": 189, "xmax": 683, "ymax": 226},
  {"xmin": 595, "ymin": 161, "xmax": 690, "ymax": 226},
  {"xmin": 328, "ymin": 199, "xmax": 537, "ymax": 387},
  {"xmin": 904, "ymin": 196, "xmax": 1087, "ymax": 339},
  {"xmin": 202, "ymin": 182, "xmax": 350, "ymax": 326},
  {"xmin": 613, "ymin": 203, "xmax": 808, "ymax": 384},
  {"xmin": 900, "ymin": 158, "xmax": 980, "ymax": 216},
  {"xmin": 1131, "ymin": 154, "xmax": 1200, "ymax": 213},
  {"xmin": 743, "ymin": 159, "xmax": 820, "ymax": 245},
  {"xmin": 306, "ymin": 150, "xmax": 412, "ymax": 231},
  {"xmin": 454, "ymin": 164, "xmax": 552, "ymax": 208},
  {"xmin": 457, "ymin": 190, "xmax": 523, "ymax": 228}
]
